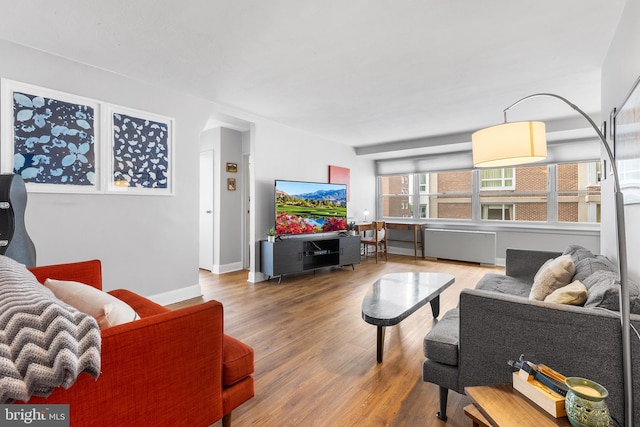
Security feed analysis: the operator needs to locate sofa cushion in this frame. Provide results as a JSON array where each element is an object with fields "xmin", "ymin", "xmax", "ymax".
[
  {"xmin": 573, "ymin": 256, "xmax": 617, "ymax": 282},
  {"xmin": 424, "ymin": 308, "xmax": 459, "ymax": 366},
  {"xmin": 544, "ymin": 280, "xmax": 587, "ymax": 305},
  {"xmin": 223, "ymin": 334, "xmax": 255, "ymax": 387},
  {"xmin": 44, "ymin": 278, "xmax": 140, "ymax": 329},
  {"xmin": 475, "ymin": 273, "xmax": 532, "ymax": 298},
  {"xmin": 563, "ymin": 245, "xmax": 595, "ymax": 263},
  {"xmin": 583, "ymin": 270, "xmax": 640, "ymax": 314},
  {"xmin": 529, "ymin": 255, "xmax": 575, "ymax": 301}
]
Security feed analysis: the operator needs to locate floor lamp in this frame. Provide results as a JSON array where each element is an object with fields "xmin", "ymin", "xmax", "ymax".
[{"xmin": 472, "ymin": 93, "xmax": 633, "ymax": 427}]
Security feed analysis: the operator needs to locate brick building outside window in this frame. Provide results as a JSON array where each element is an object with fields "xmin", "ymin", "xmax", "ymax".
[{"xmin": 379, "ymin": 161, "xmax": 601, "ymax": 223}]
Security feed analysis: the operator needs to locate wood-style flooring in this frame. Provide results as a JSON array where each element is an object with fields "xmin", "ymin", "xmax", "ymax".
[{"xmin": 168, "ymin": 254, "xmax": 504, "ymax": 427}]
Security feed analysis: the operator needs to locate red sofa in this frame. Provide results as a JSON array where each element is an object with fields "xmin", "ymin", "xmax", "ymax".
[{"xmin": 20, "ymin": 259, "xmax": 254, "ymax": 427}]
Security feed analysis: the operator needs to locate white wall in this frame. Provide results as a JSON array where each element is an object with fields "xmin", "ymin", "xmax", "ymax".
[
  {"xmin": 0, "ymin": 40, "xmax": 212, "ymax": 303},
  {"xmin": 0, "ymin": 39, "xmax": 378, "ymax": 294},
  {"xmin": 602, "ymin": 0, "xmax": 640, "ymax": 284},
  {"xmin": 248, "ymin": 119, "xmax": 376, "ymax": 281}
]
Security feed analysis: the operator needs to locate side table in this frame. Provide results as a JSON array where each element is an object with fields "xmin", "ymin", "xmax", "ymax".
[{"xmin": 465, "ymin": 384, "xmax": 571, "ymax": 427}]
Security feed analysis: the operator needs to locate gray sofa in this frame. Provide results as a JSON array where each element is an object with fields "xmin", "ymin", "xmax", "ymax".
[{"xmin": 422, "ymin": 245, "xmax": 640, "ymax": 427}]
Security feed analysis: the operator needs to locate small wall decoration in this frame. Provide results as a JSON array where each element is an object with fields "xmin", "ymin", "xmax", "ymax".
[
  {"xmin": 227, "ymin": 178, "xmax": 236, "ymax": 191},
  {"xmin": 226, "ymin": 162, "xmax": 238, "ymax": 173},
  {"xmin": 1, "ymin": 79, "xmax": 100, "ymax": 193},
  {"xmin": 329, "ymin": 165, "xmax": 350, "ymax": 201},
  {"xmin": 107, "ymin": 105, "xmax": 174, "ymax": 195}
]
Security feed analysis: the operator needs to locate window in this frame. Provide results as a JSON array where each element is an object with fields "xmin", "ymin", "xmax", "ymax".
[
  {"xmin": 479, "ymin": 164, "xmax": 547, "ymax": 222},
  {"xmin": 418, "ymin": 174, "xmax": 427, "ymax": 192},
  {"xmin": 378, "ymin": 161, "xmax": 600, "ymax": 224},
  {"xmin": 380, "ymin": 171, "xmax": 472, "ymax": 219},
  {"xmin": 557, "ymin": 162, "xmax": 601, "ymax": 223},
  {"xmin": 481, "ymin": 168, "xmax": 514, "ymax": 190},
  {"xmin": 380, "ymin": 174, "xmax": 413, "ymax": 218},
  {"xmin": 482, "ymin": 204, "xmax": 514, "ymax": 220}
]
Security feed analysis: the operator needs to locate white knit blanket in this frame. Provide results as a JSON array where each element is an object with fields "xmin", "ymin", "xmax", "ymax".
[{"xmin": 0, "ymin": 256, "xmax": 101, "ymax": 402}]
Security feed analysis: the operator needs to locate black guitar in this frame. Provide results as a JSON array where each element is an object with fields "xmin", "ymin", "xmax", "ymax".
[{"xmin": 0, "ymin": 174, "xmax": 36, "ymax": 267}]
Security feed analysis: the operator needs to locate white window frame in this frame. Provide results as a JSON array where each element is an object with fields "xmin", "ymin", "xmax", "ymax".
[{"xmin": 480, "ymin": 168, "xmax": 515, "ymax": 190}]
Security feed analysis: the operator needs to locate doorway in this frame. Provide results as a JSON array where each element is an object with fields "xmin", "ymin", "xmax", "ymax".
[{"xmin": 199, "ymin": 150, "xmax": 214, "ymax": 270}]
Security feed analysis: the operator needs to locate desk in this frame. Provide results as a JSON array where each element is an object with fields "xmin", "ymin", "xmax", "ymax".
[
  {"xmin": 465, "ymin": 384, "xmax": 571, "ymax": 427},
  {"xmin": 385, "ymin": 222, "xmax": 425, "ymax": 259},
  {"xmin": 357, "ymin": 222, "xmax": 425, "ymax": 259}
]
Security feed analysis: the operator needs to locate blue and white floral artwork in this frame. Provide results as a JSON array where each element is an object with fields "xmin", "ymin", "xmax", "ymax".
[
  {"xmin": 12, "ymin": 91, "xmax": 96, "ymax": 186},
  {"xmin": 112, "ymin": 112, "xmax": 169, "ymax": 189}
]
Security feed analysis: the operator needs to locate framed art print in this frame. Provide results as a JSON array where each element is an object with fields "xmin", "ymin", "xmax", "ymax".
[
  {"xmin": 107, "ymin": 105, "xmax": 174, "ymax": 195},
  {"xmin": 1, "ymin": 79, "xmax": 100, "ymax": 193},
  {"xmin": 227, "ymin": 177, "xmax": 236, "ymax": 191},
  {"xmin": 614, "ymin": 78, "xmax": 640, "ymax": 204}
]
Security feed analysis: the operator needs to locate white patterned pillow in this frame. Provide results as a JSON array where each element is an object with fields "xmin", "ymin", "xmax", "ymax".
[{"xmin": 529, "ymin": 255, "xmax": 575, "ymax": 301}]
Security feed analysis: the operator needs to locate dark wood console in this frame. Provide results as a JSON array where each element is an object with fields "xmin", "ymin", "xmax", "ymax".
[{"xmin": 261, "ymin": 234, "xmax": 360, "ymax": 283}]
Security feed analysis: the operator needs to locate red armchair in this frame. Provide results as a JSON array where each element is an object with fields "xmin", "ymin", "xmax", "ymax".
[{"xmin": 22, "ymin": 260, "xmax": 254, "ymax": 427}]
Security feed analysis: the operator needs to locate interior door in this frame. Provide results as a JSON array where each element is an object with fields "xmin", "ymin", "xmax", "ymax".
[
  {"xmin": 199, "ymin": 150, "xmax": 214, "ymax": 270},
  {"xmin": 244, "ymin": 154, "xmax": 251, "ymax": 269}
]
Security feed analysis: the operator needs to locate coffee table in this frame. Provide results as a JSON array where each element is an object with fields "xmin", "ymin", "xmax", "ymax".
[{"xmin": 361, "ymin": 272, "xmax": 455, "ymax": 362}]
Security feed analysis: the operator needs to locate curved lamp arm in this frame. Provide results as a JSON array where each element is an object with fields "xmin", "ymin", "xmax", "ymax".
[
  {"xmin": 504, "ymin": 93, "xmax": 621, "ymax": 192},
  {"xmin": 504, "ymin": 93, "xmax": 632, "ymax": 427}
]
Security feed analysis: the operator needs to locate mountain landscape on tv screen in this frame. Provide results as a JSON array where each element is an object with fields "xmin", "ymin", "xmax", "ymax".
[{"xmin": 275, "ymin": 183, "xmax": 347, "ymax": 235}]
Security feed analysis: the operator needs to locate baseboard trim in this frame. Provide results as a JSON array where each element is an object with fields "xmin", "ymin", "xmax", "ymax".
[
  {"xmin": 148, "ymin": 284, "xmax": 202, "ymax": 306},
  {"xmin": 212, "ymin": 262, "xmax": 243, "ymax": 274},
  {"xmin": 248, "ymin": 270, "xmax": 268, "ymax": 283}
]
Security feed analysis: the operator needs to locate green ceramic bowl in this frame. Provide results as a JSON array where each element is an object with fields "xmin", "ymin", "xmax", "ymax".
[{"xmin": 565, "ymin": 377, "xmax": 609, "ymax": 401}]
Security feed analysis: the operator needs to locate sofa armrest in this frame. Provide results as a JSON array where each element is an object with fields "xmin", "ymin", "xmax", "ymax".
[
  {"xmin": 457, "ymin": 288, "xmax": 639, "ymax": 426},
  {"xmin": 504, "ymin": 249, "xmax": 562, "ymax": 282},
  {"xmin": 27, "ymin": 300, "xmax": 225, "ymax": 426},
  {"xmin": 29, "ymin": 260, "xmax": 103, "ymax": 290}
]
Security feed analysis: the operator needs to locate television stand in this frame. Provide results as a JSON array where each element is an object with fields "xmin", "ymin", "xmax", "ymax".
[{"xmin": 261, "ymin": 234, "xmax": 360, "ymax": 283}]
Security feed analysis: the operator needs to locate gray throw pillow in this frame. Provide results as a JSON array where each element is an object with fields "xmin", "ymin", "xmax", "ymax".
[
  {"xmin": 573, "ymin": 257, "xmax": 617, "ymax": 282},
  {"xmin": 563, "ymin": 245, "xmax": 595, "ymax": 263},
  {"xmin": 583, "ymin": 270, "xmax": 640, "ymax": 314}
]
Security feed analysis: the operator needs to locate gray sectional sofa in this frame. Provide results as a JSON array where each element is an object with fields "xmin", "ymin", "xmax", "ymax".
[{"xmin": 422, "ymin": 245, "xmax": 640, "ymax": 427}]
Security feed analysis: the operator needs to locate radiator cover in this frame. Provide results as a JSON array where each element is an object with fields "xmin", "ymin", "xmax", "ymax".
[{"xmin": 424, "ymin": 229, "xmax": 496, "ymax": 265}]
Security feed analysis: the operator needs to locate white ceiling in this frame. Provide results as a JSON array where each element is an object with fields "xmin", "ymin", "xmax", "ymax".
[{"xmin": 0, "ymin": 0, "xmax": 626, "ymax": 157}]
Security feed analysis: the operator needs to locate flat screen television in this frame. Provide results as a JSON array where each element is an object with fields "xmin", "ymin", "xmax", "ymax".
[{"xmin": 275, "ymin": 180, "xmax": 347, "ymax": 236}]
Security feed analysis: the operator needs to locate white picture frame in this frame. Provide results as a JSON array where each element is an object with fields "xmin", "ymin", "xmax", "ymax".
[
  {"xmin": 105, "ymin": 104, "xmax": 174, "ymax": 195},
  {"xmin": 1, "ymin": 79, "xmax": 101, "ymax": 193}
]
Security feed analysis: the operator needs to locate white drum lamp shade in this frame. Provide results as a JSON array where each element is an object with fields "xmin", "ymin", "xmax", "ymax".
[{"xmin": 471, "ymin": 121, "xmax": 547, "ymax": 167}]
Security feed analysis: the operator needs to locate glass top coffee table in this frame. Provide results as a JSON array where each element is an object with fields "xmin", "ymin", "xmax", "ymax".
[{"xmin": 361, "ymin": 272, "xmax": 455, "ymax": 362}]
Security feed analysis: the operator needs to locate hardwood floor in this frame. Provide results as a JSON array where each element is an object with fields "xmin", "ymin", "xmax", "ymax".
[{"xmin": 169, "ymin": 254, "xmax": 504, "ymax": 427}]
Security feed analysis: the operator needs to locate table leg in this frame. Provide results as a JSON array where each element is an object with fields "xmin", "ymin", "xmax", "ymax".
[
  {"xmin": 376, "ymin": 326, "xmax": 385, "ymax": 363},
  {"xmin": 413, "ymin": 227, "xmax": 418, "ymax": 259},
  {"xmin": 430, "ymin": 295, "xmax": 441, "ymax": 318}
]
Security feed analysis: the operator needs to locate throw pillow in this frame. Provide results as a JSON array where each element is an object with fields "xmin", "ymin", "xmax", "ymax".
[
  {"xmin": 563, "ymin": 245, "xmax": 595, "ymax": 263},
  {"xmin": 582, "ymin": 270, "xmax": 640, "ymax": 314},
  {"xmin": 573, "ymin": 257, "xmax": 617, "ymax": 282},
  {"xmin": 544, "ymin": 280, "xmax": 587, "ymax": 305},
  {"xmin": 529, "ymin": 255, "xmax": 575, "ymax": 301},
  {"xmin": 44, "ymin": 279, "xmax": 140, "ymax": 329}
]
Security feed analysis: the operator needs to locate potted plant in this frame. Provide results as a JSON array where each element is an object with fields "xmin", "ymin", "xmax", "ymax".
[
  {"xmin": 347, "ymin": 221, "xmax": 358, "ymax": 236},
  {"xmin": 266, "ymin": 227, "xmax": 276, "ymax": 242}
]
